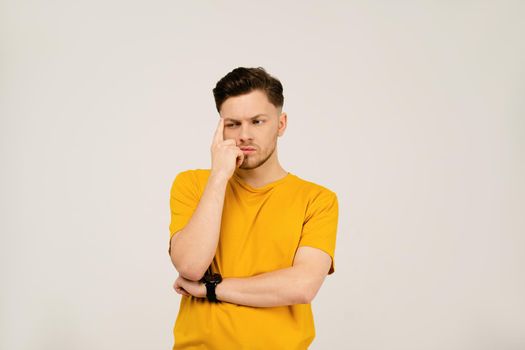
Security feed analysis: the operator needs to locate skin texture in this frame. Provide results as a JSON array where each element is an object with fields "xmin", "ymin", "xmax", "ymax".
[{"xmin": 171, "ymin": 89, "xmax": 332, "ymax": 307}]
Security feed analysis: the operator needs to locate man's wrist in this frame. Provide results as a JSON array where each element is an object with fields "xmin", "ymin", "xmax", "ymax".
[
  {"xmin": 209, "ymin": 171, "xmax": 230, "ymax": 185},
  {"xmin": 199, "ymin": 272, "xmax": 223, "ymax": 302},
  {"xmin": 199, "ymin": 282, "xmax": 207, "ymax": 299}
]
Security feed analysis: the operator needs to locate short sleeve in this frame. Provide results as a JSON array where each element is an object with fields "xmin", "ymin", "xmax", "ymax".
[
  {"xmin": 168, "ymin": 170, "xmax": 200, "ymax": 255},
  {"xmin": 298, "ymin": 190, "xmax": 339, "ymax": 275}
]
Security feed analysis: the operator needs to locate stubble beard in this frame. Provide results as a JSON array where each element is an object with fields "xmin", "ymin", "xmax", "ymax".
[{"xmin": 239, "ymin": 137, "xmax": 277, "ymax": 170}]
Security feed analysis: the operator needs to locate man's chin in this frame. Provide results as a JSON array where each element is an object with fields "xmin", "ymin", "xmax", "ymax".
[{"xmin": 240, "ymin": 160, "xmax": 259, "ymax": 170}]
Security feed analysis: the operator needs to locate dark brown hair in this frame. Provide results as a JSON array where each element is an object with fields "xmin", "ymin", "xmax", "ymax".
[{"xmin": 212, "ymin": 67, "xmax": 284, "ymax": 113}]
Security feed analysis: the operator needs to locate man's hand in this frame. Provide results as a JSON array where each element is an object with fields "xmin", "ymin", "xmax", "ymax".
[
  {"xmin": 210, "ymin": 117, "xmax": 244, "ymax": 180},
  {"xmin": 173, "ymin": 275, "xmax": 206, "ymax": 298}
]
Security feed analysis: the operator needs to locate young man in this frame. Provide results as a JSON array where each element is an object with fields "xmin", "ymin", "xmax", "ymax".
[{"xmin": 168, "ymin": 67, "xmax": 339, "ymax": 349}]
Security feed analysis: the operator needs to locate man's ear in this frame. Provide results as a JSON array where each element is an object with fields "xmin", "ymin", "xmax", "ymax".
[{"xmin": 278, "ymin": 112, "xmax": 287, "ymax": 137}]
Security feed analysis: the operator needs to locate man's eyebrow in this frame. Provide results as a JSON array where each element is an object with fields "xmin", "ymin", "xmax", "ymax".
[{"xmin": 224, "ymin": 114, "xmax": 268, "ymax": 122}]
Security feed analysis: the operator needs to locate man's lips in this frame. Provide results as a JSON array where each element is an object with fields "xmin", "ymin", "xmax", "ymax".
[{"xmin": 240, "ymin": 147, "xmax": 256, "ymax": 154}]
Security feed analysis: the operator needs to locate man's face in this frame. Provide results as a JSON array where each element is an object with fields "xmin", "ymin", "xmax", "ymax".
[{"xmin": 220, "ymin": 89, "xmax": 286, "ymax": 170}]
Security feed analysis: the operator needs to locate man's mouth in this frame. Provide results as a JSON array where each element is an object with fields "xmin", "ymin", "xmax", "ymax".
[{"xmin": 240, "ymin": 147, "xmax": 256, "ymax": 153}]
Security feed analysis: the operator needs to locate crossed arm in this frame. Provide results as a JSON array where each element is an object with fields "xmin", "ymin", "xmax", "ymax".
[{"xmin": 173, "ymin": 245, "xmax": 332, "ymax": 307}]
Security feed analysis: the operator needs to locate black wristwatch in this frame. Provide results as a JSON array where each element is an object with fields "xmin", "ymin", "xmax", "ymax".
[{"xmin": 199, "ymin": 269, "xmax": 222, "ymax": 303}]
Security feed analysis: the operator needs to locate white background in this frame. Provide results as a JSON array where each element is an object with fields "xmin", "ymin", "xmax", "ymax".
[{"xmin": 1, "ymin": 1, "xmax": 524, "ymax": 349}]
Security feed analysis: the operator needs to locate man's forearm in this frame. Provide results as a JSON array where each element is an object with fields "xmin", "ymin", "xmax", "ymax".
[
  {"xmin": 170, "ymin": 173, "xmax": 228, "ymax": 281},
  {"xmin": 215, "ymin": 266, "xmax": 310, "ymax": 307}
]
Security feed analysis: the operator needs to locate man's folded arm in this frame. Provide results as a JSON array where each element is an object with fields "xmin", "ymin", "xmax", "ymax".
[
  {"xmin": 215, "ymin": 246, "xmax": 332, "ymax": 307},
  {"xmin": 169, "ymin": 172, "xmax": 229, "ymax": 281}
]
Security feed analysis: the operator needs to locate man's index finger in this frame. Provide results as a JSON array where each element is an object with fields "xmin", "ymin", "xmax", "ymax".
[{"xmin": 213, "ymin": 117, "xmax": 224, "ymax": 144}]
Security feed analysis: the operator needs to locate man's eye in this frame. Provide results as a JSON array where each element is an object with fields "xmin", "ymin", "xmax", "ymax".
[{"xmin": 226, "ymin": 121, "xmax": 262, "ymax": 127}]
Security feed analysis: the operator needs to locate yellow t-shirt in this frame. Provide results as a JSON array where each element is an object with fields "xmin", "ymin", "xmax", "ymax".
[{"xmin": 168, "ymin": 168, "xmax": 339, "ymax": 350}]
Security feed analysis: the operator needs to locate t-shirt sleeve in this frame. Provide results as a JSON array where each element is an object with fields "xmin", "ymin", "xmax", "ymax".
[
  {"xmin": 298, "ymin": 189, "xmax": 339, "ymax": 275},
  {"xmin": 168, "ymin": 170, "xmax": 200, "ymax": 255}
]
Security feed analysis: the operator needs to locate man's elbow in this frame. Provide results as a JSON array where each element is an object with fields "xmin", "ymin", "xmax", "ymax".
[
  {"xmin": 173, "ymin": 261, "xmax": 206, "ymax": 281},
  {"xmin": 300, "ymin": 289, "xmax": 315, "ymax": 304},
  {"xmin": 169, "ymin": 232, "xmax": 208, "ymax": 281},
  {"xmin": 170, "ymin": 251, "xmax": 206, "ymax": 281},
  {"xmin": 300, "ymin": 281, "xmax": 323, "ymax": 304}
]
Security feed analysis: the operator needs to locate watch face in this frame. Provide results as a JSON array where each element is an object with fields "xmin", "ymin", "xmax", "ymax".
[{"xmin": 209, "ymin": 273, "xmax": 222, "ymax": 284}]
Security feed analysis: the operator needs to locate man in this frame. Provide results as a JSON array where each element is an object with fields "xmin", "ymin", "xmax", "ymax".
[{"xmin": 168, "ymin": 67, "xmax": 339, "ymax": 349}]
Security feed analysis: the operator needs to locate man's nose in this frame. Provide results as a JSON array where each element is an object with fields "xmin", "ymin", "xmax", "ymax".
[{"xmin": 238, "ymin": 123, "xmax": 253, "ymax": 142}]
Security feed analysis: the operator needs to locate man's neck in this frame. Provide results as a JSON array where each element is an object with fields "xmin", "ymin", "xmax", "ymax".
[{"xmin": 234, "ymin": 165, "xmax": 288, "ymax": 189}]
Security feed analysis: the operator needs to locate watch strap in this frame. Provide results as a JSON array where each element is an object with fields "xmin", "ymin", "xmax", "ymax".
[
  {"xmin": 205, "ymin": 281, "xmax": 219, "ymax": 302},
  {"xmin": 199, "ymin": 266, "xmax": 221, "ymax": 303}
]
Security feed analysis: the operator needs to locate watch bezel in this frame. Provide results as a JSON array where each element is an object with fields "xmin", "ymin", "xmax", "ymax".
[{"xmin": 208, "ymin": 273, "xmax": 222, "ymax": 284}]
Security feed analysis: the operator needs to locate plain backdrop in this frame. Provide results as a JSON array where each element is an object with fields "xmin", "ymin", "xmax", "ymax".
[{"xmin": 1, "ymin": 1, "xmax": 524, "ymax": 349}]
